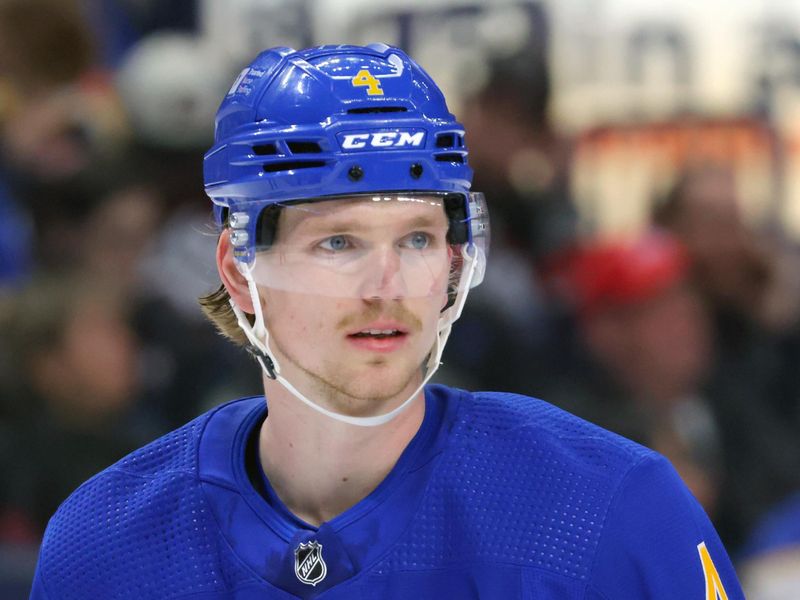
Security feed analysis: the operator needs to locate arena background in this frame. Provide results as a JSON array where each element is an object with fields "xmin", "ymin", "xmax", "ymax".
[{"xmin": 1, "ymin": 0, "xmax": 800, "ymax": 596}]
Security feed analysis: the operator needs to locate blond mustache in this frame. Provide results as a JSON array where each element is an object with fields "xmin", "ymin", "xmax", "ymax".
[{"xmin": 336, "ymin": 302, "xmax": 423, "ymax": 334}]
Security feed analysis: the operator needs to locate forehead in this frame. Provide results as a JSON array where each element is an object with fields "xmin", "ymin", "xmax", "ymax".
[{"xmin": 277, "ymin": 195, "xmax": 447, "ymax": 238}]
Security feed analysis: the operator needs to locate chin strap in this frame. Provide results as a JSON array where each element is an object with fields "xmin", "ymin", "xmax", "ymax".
[{"xmin": 231, "ymin": 245, "xmax": 478, "ymax": 427}]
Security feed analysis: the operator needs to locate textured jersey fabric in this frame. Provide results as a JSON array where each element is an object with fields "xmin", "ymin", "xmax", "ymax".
[{"xmin": 30, "ymin": 385, "xmax": 744, "ymax": 598}]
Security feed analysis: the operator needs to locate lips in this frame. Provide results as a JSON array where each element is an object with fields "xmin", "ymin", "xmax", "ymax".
[
  {"xmin": 346, "ymin": 321, "xmax": 410, "ymax": 352},
  {"xmin": 346, "ymin": 320, "xmax": 409, "ymax": 337},
  {"xmin": 351, "ymin": 329, "xmax": 403, "ymax": 339}
]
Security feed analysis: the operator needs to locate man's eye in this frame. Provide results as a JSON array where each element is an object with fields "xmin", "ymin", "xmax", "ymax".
[
  {"xmin": 404, "ymin": 232, "xmax": 431, "ymax": 250},
  {"xmin": 319, "ymin": 235, "xmax": 350, "ymax": 251}
]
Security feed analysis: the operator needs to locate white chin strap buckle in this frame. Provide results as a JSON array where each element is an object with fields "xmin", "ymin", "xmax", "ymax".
[{"xmin": 245, "ymin": 346, "xmax": 277, "ymax": 379}]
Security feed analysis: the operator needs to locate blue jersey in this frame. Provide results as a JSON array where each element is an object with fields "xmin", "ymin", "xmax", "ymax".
[{"xmin": 31, "ymin": 385, "xmax": 743, "ymax": 599}]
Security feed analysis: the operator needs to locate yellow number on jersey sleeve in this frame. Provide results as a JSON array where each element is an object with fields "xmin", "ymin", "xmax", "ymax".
[
  {"xmin": 351, "ymin": 70, "xmax": 384, "ymax": 96},
  {"xmin": 698, "ymin": 542, "xmax": 730, "ymax": 600}
]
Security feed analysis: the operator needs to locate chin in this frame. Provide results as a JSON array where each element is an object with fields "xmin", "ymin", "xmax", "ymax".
[
  {"xmin": 346, "ymin": 373, "xmax": 418, "ymax": 403},
  {"xmin": 325, "ymin": 363, "xmax": 423, "ymax": 409},
  {"xmin": 278, "ymin": 343, "xmax": 427, "ymax": 412}
]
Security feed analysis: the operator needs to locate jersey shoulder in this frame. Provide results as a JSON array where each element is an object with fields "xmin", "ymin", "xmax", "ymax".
[
  {"xmin": 377, "ymin": 388, "xmax": 659, "ymax": 580},
  {"xmin": 378, "ymin": 387, "xmax": 743, "ymax": 599},
  {"xmin": 458, "ymin": 388, "xmax": 654, "ymax": 474},
  {"xmin": 33, "ymin": 399, "xmax": 260, "ymax": 599}
]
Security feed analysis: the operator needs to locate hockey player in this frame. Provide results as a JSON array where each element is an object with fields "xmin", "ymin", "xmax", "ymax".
[{"xmin": 30, "ymin": 44, "xmax": 744, "ymax": 599}]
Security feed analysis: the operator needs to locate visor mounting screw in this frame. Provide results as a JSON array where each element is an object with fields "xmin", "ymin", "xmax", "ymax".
[
  {"xmin": 229, "ymin": 212, "xmax": 250, "ymax": 229},
  {"xmin": 230, "ymin": 230, "xmax": 250, "ymax": 247},
  {"xmin": 348, "ymin": 165, "xmax": 364, "ymax": 181},
  {"xmin": 410, "ymin": 163, "xmax": 423, "ymax": 179}
]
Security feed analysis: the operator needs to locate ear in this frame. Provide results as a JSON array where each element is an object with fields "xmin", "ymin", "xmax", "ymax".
[{"xmin": 217, "ymin": 229, "xmax": 256, "ymax": 313}]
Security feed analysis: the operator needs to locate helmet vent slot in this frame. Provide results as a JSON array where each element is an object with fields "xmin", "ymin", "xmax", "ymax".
[
  {"xmin": 347, "ymin": 106, "xmax": 408, "ymax": 114},
  {"xmin": 436, "ymin": 134, "xmax": 456, "ymax": 148},
  {"xmin": 253, "ymin": 143, "xmax": 278, "ymax": 155},
  {"xmin": 263, "ymin": 160, "xmax": 326, "ymax": 173},
  {"xmin": 287, "ymin": 141, "xmax": 322, "ymax": 154},
  {"xmin": 435, "ymin": 153, "xmax": 465, "ymax": 164}
]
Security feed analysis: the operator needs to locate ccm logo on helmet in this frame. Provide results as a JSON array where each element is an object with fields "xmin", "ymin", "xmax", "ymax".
[{"xmin": 338, "ymin": 130, "xmax": 426, "ymax": 150}]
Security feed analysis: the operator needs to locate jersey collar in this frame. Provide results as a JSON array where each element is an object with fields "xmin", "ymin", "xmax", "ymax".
[{"xmin": 197, "ymin": 385, "xmax": 460, "ymax": 594}]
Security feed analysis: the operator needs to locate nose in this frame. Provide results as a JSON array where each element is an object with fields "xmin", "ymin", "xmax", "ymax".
[{"xmin": 359, "ymin": 245, "xmax": 407, "ymax": 301}]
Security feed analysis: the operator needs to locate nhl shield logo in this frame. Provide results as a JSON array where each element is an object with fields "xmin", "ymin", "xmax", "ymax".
[{"xmin": 294, "ymin": 540, "xmax": 327, "ymax": 586}]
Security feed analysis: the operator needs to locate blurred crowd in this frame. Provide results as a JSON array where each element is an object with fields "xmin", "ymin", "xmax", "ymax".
[
  {"xmin": 1, "ymin": 1, "xmax": 799, "ymax": 597},
  {"xmin": 0, "ymin": 1, "xmax": 260, "ymax": 594}
]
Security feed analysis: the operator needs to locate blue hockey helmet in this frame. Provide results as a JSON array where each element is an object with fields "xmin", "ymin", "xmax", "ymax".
[{"xmin": 203, "ymin": 43, "xmax": 487, "ymax": 280}]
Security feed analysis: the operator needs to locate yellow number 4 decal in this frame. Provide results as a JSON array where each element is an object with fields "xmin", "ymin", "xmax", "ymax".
[
  {"xmin": 698, "ymin": 542, "xmax": 729, "ymax": 600},
  {"xmin": 351, "ymin": 69, "xmax": 384, "ymax": 96}
]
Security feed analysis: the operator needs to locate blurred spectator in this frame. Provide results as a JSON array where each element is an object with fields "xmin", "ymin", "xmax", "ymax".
[
  {"xmin": 28, "ymin": 166, "xmax": 258, "ymax": 427},
  {"xmin": 0, "ymin": 168, "xmax": 258, "ymax": 542},
  {"xmin": 441, "ymin": 51, "xmax": 578, "ymax": 393},
  {"xmin": 0, "ymin": 0, "xmax": 93, "ymax": 100},
  {"xmin": 655, "ymin": 166, "xmax": 800, "ymax": 490},
  {"xmin": 543, "ymin": 230, "xmax": 800, "ymax": 550},
  {"xmin": 79, "ymin": 181, "xmax": 162, "ymax": 288},
  {"xmin": 1, "ymin": 274, "xmax": 149, "ymax": 532},
  {"xmin": 460, "ymin": 53, "xmax": 575, "ymax": 261},
  {"xmin": 555, "ymin": 231, "xmax": 722, "ymax": 512},
  {"xmin": 20, "ymin": 164, "xmax": 158, "ymax": 273},
  {"xmin": 738, "ymin": 491, "xmax": 800, "ymax": 599},
  {"xmin": 0, "ymin": 0, "xmax": 128, "ymax": 185},
  {"xmin": 655, "ymin": 166, "xmax": 800, "ymax": 332}
]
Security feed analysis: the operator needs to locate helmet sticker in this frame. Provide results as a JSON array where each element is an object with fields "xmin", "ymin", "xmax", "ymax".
[
  {"xmin": 227, "ymin": 66, "xmax": 267, "ymax": 98},
  {"xmin": 337, "ymin": 130, "xmax": 426, "ymax": 150},
  {"xmin": 227, "ymin": 68, "xmax": 250, "ymax": 95},
  {"xmin": 351, "ymin": 69, "xmax": 384, "ymax": 95}
]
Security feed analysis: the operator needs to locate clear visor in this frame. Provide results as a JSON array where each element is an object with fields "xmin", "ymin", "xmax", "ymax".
[{"xmin": 248, "ymin": 193, "xmax": 485, "ymax": 299}]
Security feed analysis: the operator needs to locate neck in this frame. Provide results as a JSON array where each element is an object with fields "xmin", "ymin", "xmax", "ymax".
[{"xmin": 258, "ymin": 376, "xmax": 426, "ymax": 527}]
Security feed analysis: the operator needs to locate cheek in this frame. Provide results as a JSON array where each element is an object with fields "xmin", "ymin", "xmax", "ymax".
[
  {"xmin": 418, "ymin": 297, "xmax": 446, "ymax": 339},
  {"xmin": 262, "ymin": 289, "xmax": 335, "ymax": 339}
]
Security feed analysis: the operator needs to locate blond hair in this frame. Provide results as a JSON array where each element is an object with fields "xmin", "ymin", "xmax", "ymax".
[{"xmin": 197, "ymin": 284, "xmax": 252, "ymax": 347}]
